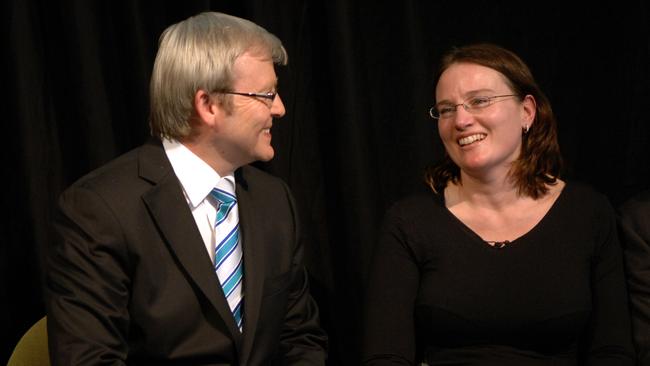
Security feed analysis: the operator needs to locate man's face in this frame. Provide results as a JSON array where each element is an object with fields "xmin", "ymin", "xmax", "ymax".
[{"xmin": 213, "ymin": 51, "xmax": 285, "ymax": 169}]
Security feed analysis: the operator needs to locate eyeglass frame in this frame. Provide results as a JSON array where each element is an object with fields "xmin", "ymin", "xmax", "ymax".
[
  {"xmin": 429, "ymin": 94, "xmax": 519, "ymax": 120},
  {"xmin": 220, "ymin": 91, "xmax": 278, "ymax": 104}
]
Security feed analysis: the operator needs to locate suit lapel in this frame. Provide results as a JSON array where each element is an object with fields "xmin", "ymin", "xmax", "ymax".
[
  {"xmin": 138, "ymin": 140, "xmax": 244, "ymax": 350},
  {"xmin": 236, "ymin": 168, "xmax": 265, "ymax": 362}
]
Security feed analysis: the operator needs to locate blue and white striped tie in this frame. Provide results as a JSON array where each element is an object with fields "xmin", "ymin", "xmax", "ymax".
[{"xmin": 210, "ymin": 186, "xmax": 244, "ymax": 331}]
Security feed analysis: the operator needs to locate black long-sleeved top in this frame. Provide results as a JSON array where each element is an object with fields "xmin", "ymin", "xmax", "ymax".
[{"xmin": 363, "ymin": 182, "xmax": 634, "ymax": 365}]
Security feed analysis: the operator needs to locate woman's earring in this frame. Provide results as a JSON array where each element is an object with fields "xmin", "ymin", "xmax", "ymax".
[{"xmin": 522, "ymin": 125, "xmax": 529, "ymax": 135}]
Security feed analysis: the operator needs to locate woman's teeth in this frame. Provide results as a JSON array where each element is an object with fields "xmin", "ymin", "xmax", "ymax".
[{"xmin": 458, "ymin": 134, "xmax": 486, "ymax": 146}]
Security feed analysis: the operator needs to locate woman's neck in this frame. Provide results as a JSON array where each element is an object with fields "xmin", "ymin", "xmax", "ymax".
[{"xmin": 446, "ymin": 171, "xmax": 522, "ymax": 211}]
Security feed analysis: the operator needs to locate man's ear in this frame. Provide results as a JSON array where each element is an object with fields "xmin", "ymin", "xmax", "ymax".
[{"xmin": 194, "ymin": 89, "xmax": 221, "ymax": 127}]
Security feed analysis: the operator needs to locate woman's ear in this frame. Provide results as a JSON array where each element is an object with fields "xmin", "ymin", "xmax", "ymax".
[{"xmin": 521, "ymin": 94, "xmax": 537, "ymax": 127}]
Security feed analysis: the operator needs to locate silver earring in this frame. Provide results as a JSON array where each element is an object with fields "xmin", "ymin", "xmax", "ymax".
[{"xmin": 522, "ymin": 125, "xmax": 529, "ymax": 134}]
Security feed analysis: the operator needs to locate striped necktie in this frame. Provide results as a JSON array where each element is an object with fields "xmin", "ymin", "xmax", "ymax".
[{"xmin": 210, "ymin": 185, "xmax": 244, "ymax": 331}]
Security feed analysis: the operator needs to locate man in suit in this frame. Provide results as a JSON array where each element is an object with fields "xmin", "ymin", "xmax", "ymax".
[
  {"xmin": 619, "ymin": 189, "xmax": 650, "ymax": 366},
  {"xmin": 44, "ymin": 11, "xmax": 327, "ymax": 365}
]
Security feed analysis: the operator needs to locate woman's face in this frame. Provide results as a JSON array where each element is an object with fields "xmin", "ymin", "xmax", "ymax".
[{"xmin": 435, "ymin": 62, "xmax": 535, "ymax": 179}]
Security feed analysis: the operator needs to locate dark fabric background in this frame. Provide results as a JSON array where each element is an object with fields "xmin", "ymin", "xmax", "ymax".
[{"xmin": 3, "ymin": 0, "xmax": 649, "ymax": 364}]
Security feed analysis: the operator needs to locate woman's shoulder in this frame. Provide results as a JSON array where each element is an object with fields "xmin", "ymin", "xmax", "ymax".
[
  {"xmin": 381, "ymin": 188, "xmax": 448, "ymax": 226},
  {"xmin": 389, "ymin": 188, "xmax": 442, "ymax": 210},
  {"xmin": 555, "ymin": 180, "xmax": 617, "ymax": 228},
  {"xmin": 561, "ymin": 179, "xmax": 611, "ymax": 206}
]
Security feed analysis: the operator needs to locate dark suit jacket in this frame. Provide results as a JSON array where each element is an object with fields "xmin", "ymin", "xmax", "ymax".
[
  {"xmin": 619, "ymin": 190, "xmax": 650, "ymax": 366},
  {"xmin": 44, "ymin": 139, "xmax": 327, "ymax": 365}
]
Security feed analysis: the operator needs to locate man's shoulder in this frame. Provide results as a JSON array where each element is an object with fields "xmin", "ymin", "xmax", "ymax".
[
  {"xmin": 65, "ymin": 140, "xmax": 165, "ymax": 194},
  {"xmin": 237, "ymin": 165, "xmax": 287, "ymax": 189},
  {"xmin": 619, "ymin": 189, "xmax": 650, "ymax": 219}
]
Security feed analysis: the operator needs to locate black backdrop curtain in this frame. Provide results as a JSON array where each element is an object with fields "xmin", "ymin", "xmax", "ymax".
[{"xmin": 3, "ymin": 0, "xmax": 649, "ymax": 364}]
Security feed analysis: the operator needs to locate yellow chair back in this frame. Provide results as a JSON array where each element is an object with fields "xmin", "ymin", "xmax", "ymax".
[{"xmin": 7, "ymin": 316, "xmax": 49, "ymax": 366}]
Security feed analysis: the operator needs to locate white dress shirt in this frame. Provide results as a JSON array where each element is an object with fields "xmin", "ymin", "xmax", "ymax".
[{"xmin": 162, "ymin": 139, "xmax": 237, "ymax": 264}]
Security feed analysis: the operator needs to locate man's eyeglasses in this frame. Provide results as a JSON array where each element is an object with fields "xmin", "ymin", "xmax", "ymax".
[
  {"xmin": 221, "ymin": 91, "xmax": 277, "ymax": 106},
  {"xmin": 429, "ymin": 94, "xmax": 518, "ymax": 120}
]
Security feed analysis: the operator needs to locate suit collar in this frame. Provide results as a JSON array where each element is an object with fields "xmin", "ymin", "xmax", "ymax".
[
  {"xmin": 235, "ymin": 167, "xmax": 265, "ymax": 361},
  {"xmin": 138, "ymin": 139, "xmax": 245, "ymax": 350},
  {"xmin": 161, "ymin": 138, "xmax": 223, "ymax": 208}
]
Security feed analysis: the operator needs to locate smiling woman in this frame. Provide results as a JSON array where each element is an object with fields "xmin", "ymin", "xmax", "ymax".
[
  {"xmin": 426, "ymin": 44, "xmax": 562, "ymax": 200},
  {"xmin": 362, "ymin": 43, "xmax": 635, "ymax": 365},
  {"xmin": 433, "ymin": 62, "xmax": 536, "ymax": 187}
]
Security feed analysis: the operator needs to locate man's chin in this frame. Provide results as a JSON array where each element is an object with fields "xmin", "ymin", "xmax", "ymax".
[{"xmin": 256, "ymin": 149, "xmax": 275, "ymax": 162}]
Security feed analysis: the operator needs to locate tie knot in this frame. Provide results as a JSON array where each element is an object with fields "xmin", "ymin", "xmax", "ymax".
[{"xmin": 210, "ymin": 188, "xmax": 236, "ymax": 205}]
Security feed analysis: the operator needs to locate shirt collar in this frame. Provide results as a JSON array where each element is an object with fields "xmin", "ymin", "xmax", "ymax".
[{"xmin": 162, "ymin": 139, "xmax": 235, "ymax": 208}]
